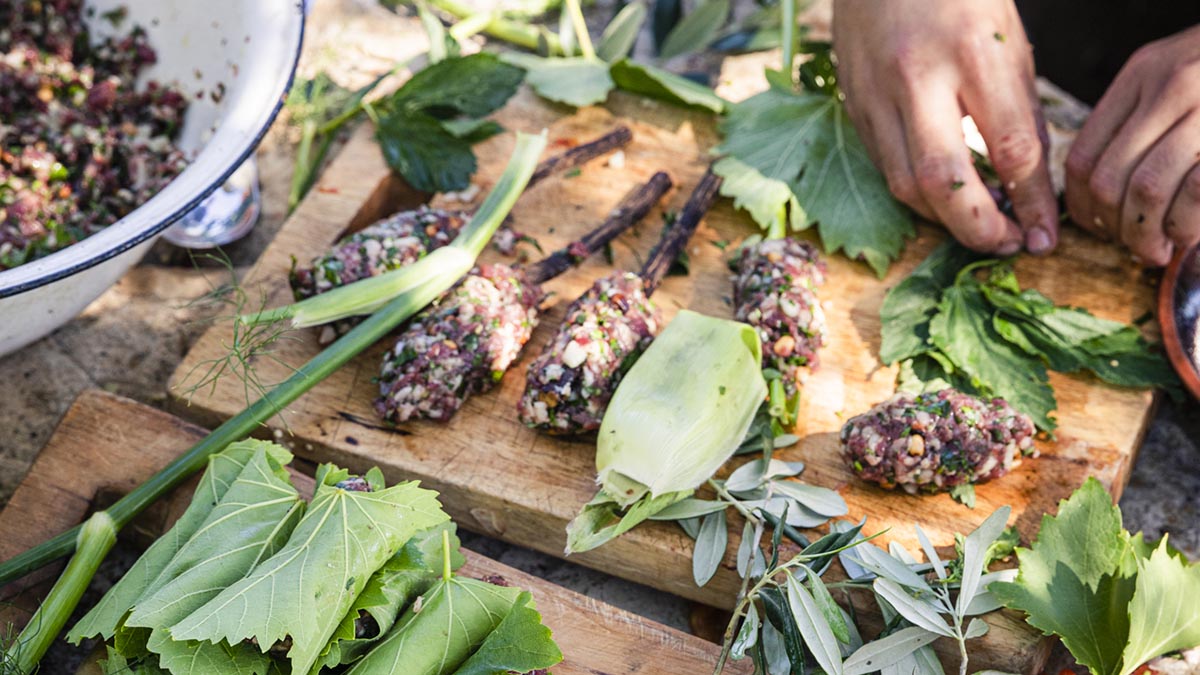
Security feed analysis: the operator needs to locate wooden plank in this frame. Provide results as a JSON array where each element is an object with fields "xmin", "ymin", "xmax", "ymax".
[
  {"xmin": 167, "ymin": 87, "xmax": 1162, "ymax": 672},
  {"xmin": 0, "ymin": 390, "xmax": 740, "ymax": 675}
]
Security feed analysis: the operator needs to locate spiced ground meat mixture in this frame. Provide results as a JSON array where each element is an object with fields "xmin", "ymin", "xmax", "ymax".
[
  {"xmin": 0, "ymin": 0, "xmax": 189, "ymax": 271},
  {"xmin": 517, "ymin": 271, "xmax": 661, "ymax": 434},
  {"xmin": 840, "ymin": 389, "xmax": 1037, "ymax": 494},
  {"xmin": 733, "ymin": 237, "xmax": 827, "ymax": 394},
  {"xmin": 376, "ymin": 263, "xmax": 541, "ymax": 423}
]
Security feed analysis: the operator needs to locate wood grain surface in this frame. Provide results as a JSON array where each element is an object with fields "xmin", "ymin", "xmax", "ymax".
[
  {"xmin": 168, "ymin": 87, "xmax": 1162, "ymax": 672},
  {"xmin": 0, "ymin": 390, "xmax": 741, "ymax": 674}
]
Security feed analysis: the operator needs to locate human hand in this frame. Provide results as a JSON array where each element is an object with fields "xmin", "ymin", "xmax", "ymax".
[
  {"xmin": 1065, "ymin": 24, "xmax": 1200, "ymax": 266},
  {"xmin": 833, "ymin": 0, "xmax": 1059, "ymax": 256}
]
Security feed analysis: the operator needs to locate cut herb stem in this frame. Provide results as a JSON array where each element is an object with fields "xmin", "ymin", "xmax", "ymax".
[
  {"xmin": 563, "ymin": 0, "xmax": 596, "ymax": 60},
  {"xmin": 780, "ymin": 0, "xmax": 797, "ymax": 79},
  {"xmin": 425, "ymin": 0, "xmax": 566, "ymax": 55}
]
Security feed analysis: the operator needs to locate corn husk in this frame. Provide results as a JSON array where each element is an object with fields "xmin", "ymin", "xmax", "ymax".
[{"xmin": 567, "ymin": 310, "xmax": 765, "ymax": 553}]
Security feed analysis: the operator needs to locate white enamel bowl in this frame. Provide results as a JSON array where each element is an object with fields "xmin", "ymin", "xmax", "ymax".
[{"xmin": 0, "ymin": 0, "xmax": 305, "ymax": 355}]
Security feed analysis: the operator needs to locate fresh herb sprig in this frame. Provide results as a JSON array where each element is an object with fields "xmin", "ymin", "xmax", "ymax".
[
  {"xmin": 705, "ymin": 505, "xmax": 1016, "ymax": 675},
  {"xmin": 284, "ymin": 52, "xmax": 523, "ymax": 211},
  {"xmin": 880, "ymin": 241, "xmax": 1180, "ymax": 431}
]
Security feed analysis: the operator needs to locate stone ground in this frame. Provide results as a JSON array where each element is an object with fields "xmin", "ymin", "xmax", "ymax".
[{"xmin": 2, "ymin": 0, "xmax": 1199, "ymax": 670}]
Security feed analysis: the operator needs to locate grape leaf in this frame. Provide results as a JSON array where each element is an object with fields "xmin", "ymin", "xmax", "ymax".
[
  {"xmin": 68, "ymin": 441, "xmax": 297, "ymax": 643},
  {"xmin": 991, "ymin": 479, "xmax": 1143, "ymax": 675},
  {"xmin": 610, "ymin": 59, "xmax": 727, "ymax": 113},
  {"xmin": 453, "ymin": 591, "xmax": 565, "ymax": 675},
  {"xmin": 715, "ymin": 86, "xmax": 914, "ymax": 276},
  {"xmin": 1120, "ymin": 542, "xmax": 1200, "ymax": 674},
  {"xmin": 318, "ymin": 523, "xmax": 465, "ymax": 669},
  {"xmin": 145, "ymin": 630, "xmax": 272, "ymax": 675},
  {"xmin": 168, "ymin": 468, "xmax": 449, "ymax": 675},
  {"xmin": 343, "ymin": 577, "xmax": 558, "ymax": 674}
]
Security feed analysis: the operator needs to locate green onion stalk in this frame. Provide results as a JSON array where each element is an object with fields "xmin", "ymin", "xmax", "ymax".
[
  {"xmin": 0, "ymin": 133, "xmax": 548, "ymax": 663},
  {"xmin": 3, "ymin": 513, "xmax": 116, "ymax": 674}
]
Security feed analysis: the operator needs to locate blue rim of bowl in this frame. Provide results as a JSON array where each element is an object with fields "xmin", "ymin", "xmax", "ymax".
[{"xmin": 0, "ymin": 6, "xmax": 307, "ymax": 299}]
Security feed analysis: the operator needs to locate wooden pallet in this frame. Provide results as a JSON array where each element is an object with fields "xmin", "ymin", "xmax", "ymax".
[
  {"xmin": 0, "ymin": 390, "xmax": 744, "ymax": 674},
  {"xmin": 168, "ymin": 86, "xmax": 1163, "ymax": 672}
]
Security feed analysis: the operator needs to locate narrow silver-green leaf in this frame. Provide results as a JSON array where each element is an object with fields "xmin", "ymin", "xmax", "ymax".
[
  {"xmin": 855, "ymin": 544, "xmax": 932, "ymax": 591},
  {"xmin": 806, "ymin": 566, "xmax": 850, "ymax": 644},
  {"xmin": 771, "ymin": 481, "xmax": 848, "ymax": 518},
  {"xmin": 647, "ymin": 498, "xmax": 728, "ymax": 521},
  {"xmin": 965, "ymin": 617, "xmax": 990, "ymax": 639},
  {"xmin": 693, "ymin": 510, "xmax": 728, "ymax": 587},
  {"xmin": 881, "ymin": 644, "xmax": 946, "ymax": 675},
  {"xmin": 678, "ymin": 516, "xmax": 702, "ymax": 539},
  {"xmin": 873, "ymin": 579, "xmax": 954, "ymax": 638},
  {"xmin": 597, "ymin": 2, "xmax": 646, "ymax": 62},
  {"xmin": 736, "ymin": 521, "xmax": 756, "ymax": 578},
  {"xmin": 659, "ymin": 0, "xmax": 729, "ymax": 58},
  {"xmin": 965, "ymin": 570, "xmax": 1018, "ymax": 615},
  {"xmin": 786, "ymin": 573, "xmax": 843, "ymax": 675},
  {"xmin": 842, "ymin": 626, "xmax": 940, "ymax": 675},
  {"xmin": 956, "ymin": 506, "xmax": 1011, "ymax": 616},
  {"xmin": 915, "ymin": 525, "xmax": 947, "ymax": 581},
  {"xmin": 731, "ymin": 604, "xmax": 760, "ymax": 659},
  {"xmin": 761, "ymin": 617, "xmax": 791, "ymax": 675}
]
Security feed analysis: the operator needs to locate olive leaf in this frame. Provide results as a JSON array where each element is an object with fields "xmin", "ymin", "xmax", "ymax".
[
  {"xmin": 694, "ymin": 510, "xmax": 729, "ymax": 586},
  {"xmin": 842, "ymin": 626, "xmax": 940, "ymax": 675},
  {"xmin": 786, "ymin": 572, "xmax": 844, "ymax": 675}
]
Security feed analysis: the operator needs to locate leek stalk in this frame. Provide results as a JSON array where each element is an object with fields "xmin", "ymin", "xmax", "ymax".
[
  {"xmin": 0, "ymin": 132, "xmax": 547, "ymax": 594},
  {"xmin": 5, "ymin": 513, "xmax": 116, "ymax": 674}
]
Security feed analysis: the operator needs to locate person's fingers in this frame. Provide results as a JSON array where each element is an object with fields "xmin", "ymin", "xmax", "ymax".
[
  {"xmin": 1165, "ymin": 162, "xmax": 1200, "ymax": 252},
  {"xmin": 901, "ymin": 86, "xmax": 1022, "ymax": 254},
  {"xmin": 1120, "ymin": 113, "xmax": 1200, "ymax": 265},
  {"xmin": 960, "ymin": 42, "xmax": 1059, "ymax": 255},
  {"xmin": 871, "ymin": 104, "xmax": 935, "ymax": 221},
  {"xmin": 1064, "ymin": 70, "xmax": 1141, "ymax": 238}
]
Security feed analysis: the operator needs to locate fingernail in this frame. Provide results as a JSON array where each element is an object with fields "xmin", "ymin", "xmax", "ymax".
[
  {"xmin": 1027, "ymin": 227, "xmax": 1052, "ymax": 255},
  {"xmin": 997, "ymin": 240, "xmax": 1022, "ymax": 256}
]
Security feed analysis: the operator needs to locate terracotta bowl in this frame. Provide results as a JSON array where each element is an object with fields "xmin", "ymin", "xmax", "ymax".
[{"xmin": 1159, "ymin": 241, "xmax": 1200, "ymax": 400}]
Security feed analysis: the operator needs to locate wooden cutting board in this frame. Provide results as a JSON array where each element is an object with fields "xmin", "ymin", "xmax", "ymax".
[
  {"xmin": 0, "ymin": 390, "xmax": 742, "ymax": 674},
  {"xmin": 169, "ymin": 86, "xmax": 1161, "ymax": 672}
]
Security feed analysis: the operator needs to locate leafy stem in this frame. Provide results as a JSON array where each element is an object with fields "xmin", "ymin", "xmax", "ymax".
[
  {"xmin": 563, "ymin": 0, "xmax": 595, "ymax": 59},
  {"xmin": 780, "ymin": 0, "xmax": 796, "ymax": 79}
]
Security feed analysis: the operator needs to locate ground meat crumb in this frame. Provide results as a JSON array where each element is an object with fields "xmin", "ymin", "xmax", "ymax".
[
  {"xmin": 839, "ymin": 388, "xmax": 1036, "ymax": 494},
  {"xmin": 733, "ymin": 238, "xmax": 826, "ymax": 394},
  {"xmin": 0, "ymin": 0, "xmax": 189, "ymax": 270}
]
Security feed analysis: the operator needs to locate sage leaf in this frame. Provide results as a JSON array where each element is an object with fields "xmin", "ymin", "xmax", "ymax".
[
  {"xmin": 597, "ymin": 3, "xmax": 647, "ymax": 62},
  {"xmin": 693, "ymin": 510, "xmax": 728, "ymax": 587},
  {"xmin": 955, "ymin": 506, "xmax": 1011, "ymax": 616},
  {"xmin": 873, "ymin": 579, "xmax": 954, "ymax": 638},
  {"xmin": 648, "ymin": 498, "xmax": 728, "ymax": 521},
  {"xmin": 786, "ymin": 573, "xmax": 843, "ymax": 675},
  {"xmin": 843, "ymin": 626, "xmax": 940, "ymax": 675},
  {"xmin": 879, "ymin": 241, "xmax": 981, "ymax": 365},
  {"xmin": 658, "ymin": 0, "xmax": 729, "ymax": 58},
  {"xmin": 731, "ymin": 604, "xmax": 760, "ymax": 659},
  {"xmin": 502, "ymin": 54, "xmax": 614, "ymax": 107},
  {"xmin": 771, "ymin": 480, "xmax": 848, "ymax": 517},
  {"xmin": 610, "ymin": 59, "xmax": 727, "ymax": 113}
]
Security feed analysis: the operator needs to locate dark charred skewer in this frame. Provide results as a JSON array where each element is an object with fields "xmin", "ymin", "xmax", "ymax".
[
  {"xmin": 517, "ymin": 170, "xmax": 722, "ymax": 434},
  {"xmin": 289, "ymin": 126, "xmax": 635, "ymax": 341},
  {"xmin": 375, "ymin": 172, "xmax": 673, "ymax": 424},
  {"xmin": 732, "ymin": 236, "xmax": 827, "ymax": 396}
]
